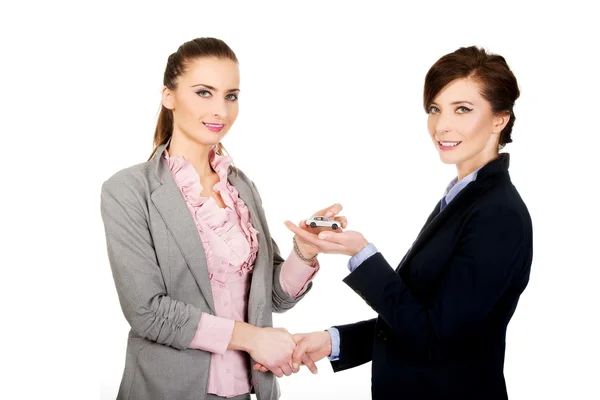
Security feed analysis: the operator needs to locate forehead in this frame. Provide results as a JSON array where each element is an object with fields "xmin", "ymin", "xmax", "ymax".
[
  {"xmin": 179, "ymin": 57, "xmax": 240, "ymax": 88},
  {"xmin": 433, "ymin": 77, "xmax": 484, "ymax": 104}
]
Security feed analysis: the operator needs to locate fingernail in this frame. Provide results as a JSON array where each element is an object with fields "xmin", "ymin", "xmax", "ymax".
[
  {"xmin": 319, "ymin": 233, "xmax": 328, "ymax": 240},
  {"xmin": 325, "ymin": 211, "xmax": 333, "ymax": 217},
  {"xmin": 293, "ymin": 363, "xmax": 299, "ymax": 369}
]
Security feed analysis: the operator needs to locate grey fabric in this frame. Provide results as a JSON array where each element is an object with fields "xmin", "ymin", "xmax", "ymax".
[
  {"xmin": 101, "ymin": 143, "xmax": 312, "ymax": 400},
  {"xmin": 206, "ymin": 393, "xmax": 251, "ymax": 400}
]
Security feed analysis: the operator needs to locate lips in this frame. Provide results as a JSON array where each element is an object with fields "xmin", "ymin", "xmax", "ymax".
[
  {"xmin": 437, "ymin": 140, "xmax": 462, "ymax": 151},
  {"xmin": 203, "ymin": 122, "xmax": 224, "ymax": 133}
]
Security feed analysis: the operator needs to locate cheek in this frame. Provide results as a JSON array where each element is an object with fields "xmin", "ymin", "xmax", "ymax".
[
  {"xmin": 427, "ymin": 118, "xmax": 436, "ymax": 137},
  {"xmin": 177, "ymin": 95, "xmax": 201, "ymax": 120},
  {"xmin": 228, "ymin": 103, "xmax": 240, "ymax": 121},
  {"xmin": 458, "ymin": 117, "xmax": 487, "ymax": 141}
]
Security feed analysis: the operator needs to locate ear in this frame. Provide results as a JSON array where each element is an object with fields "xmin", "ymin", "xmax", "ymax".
[
  {"xmin": 492, "ymin": 111, "xmax": 510, "ymax": 134},
  {"xmin": 161, "ymin": 86, "xmax": 175, "ymax": 110}
]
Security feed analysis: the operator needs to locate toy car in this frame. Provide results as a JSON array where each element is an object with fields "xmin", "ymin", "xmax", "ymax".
[{"xmin": 305, "ymin": 216, "xmax": 340, "ymax": 230}]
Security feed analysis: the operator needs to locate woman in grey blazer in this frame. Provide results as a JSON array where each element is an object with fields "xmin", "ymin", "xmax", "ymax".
[{"xmin": 100, "ymin": 37, "xmax": 344, "ymax": 400}]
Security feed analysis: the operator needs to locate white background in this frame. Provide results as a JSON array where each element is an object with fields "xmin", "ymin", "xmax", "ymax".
[{"xmin": 2, "ymin": 1, "xmax": 599, "ymax": 399}]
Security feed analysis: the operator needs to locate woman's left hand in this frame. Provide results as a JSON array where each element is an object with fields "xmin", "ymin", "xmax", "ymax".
[
  {"xmin": 293, "ymin": 203, "xmax": 348, "ymax": 259},
  {"xmin": 285, "ymin": 219, "xmax": 368, "ymax": 257}
]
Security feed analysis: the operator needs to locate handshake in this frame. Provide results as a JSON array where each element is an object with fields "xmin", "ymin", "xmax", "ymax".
[{"xmin": 230, "ymin": 323, "xmax": 332, "ymax": 377}]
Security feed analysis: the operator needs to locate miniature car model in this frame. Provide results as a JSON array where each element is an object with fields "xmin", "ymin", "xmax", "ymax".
[{"xmin": 305, "ymin": 216, "xmax": 340, "ymax": 230}]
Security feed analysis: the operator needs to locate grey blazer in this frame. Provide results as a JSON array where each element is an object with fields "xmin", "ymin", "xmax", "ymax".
[{"xmin": 100, "ymin": 143, "xmax": 311, "ymax": 400}]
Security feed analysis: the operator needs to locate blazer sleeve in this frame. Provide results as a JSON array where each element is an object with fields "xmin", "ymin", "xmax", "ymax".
[
  {"xmin": 344, "ymin": 205, "xmax": 530, "ymax": 360},
  {"xmin": 248, "ymin": 179, "xmax": 314, "ymax": 313},
  {"xmin": 330, "ymin": 318, "xmax": 376, "ymax": 372},
  {"xmin": 101, "ymin": 178, "xmax": 201, "ymax": 350}
]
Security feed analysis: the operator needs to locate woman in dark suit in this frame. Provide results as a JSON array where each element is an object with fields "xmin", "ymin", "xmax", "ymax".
[{"xmin": 259, "ymin": 46, "xmax": 533, "ymax": 399}]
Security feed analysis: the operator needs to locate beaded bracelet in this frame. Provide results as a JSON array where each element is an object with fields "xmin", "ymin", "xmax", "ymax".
[{"xmin": 293, "ymin": 236, "xmax": 317, "ymax": 263}]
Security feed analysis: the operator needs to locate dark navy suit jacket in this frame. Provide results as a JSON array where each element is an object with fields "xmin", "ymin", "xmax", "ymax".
[{"xmin": 332, "ymin": 154, "xmax": 533, "ymax": 400}]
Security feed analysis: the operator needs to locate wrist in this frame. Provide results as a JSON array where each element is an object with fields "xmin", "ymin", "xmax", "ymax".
[
  {"xmin": 322, "ymin": 331, "xmax": 333, "ymax": 356},
  {"xmin": 293, "ymin": 236, "xmax": 318, "ymax": 262},
  {"xmin": 229, "ymin": 321, "xmax": 257, "ymax": 352},
  {"xmin": 351, "ymin": 239, "xmax": 369, "ymax": 257}
]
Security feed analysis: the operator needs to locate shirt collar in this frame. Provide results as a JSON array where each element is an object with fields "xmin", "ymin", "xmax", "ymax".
[{"xmin": 443, "ymin": 166, "xmax": 481, "ymax": 205}]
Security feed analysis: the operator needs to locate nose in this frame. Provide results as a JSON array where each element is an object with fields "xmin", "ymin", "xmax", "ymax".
[
  {"xmin": 434, "ymin": 113, "xmax": 453, "ymax": 137},
  {"xmin": 211, "ymin": 98, "xmax": 228, "ymax": 120}
]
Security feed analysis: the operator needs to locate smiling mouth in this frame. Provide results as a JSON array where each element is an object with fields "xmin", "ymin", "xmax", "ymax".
[
  {"xmin": 203, "ymin": 122, "xmax": 225, "ymax": 132},
  {"xmin": 437, "ymin": 140, "xmax": 462, "ymax": 150}
]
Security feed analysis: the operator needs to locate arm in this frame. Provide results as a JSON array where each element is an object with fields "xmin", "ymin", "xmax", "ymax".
[
  {"xmin": 330, "ymin": 318, "xmax": 377, "ymax": 372},
  {"xmin": 344, "ymin": 206, "xmax": 530, "ymax": 360},
  {"xmin": 271, "ymin": 240, "xmax": 316, "ymax": 312},
  {"xmin": 247, "ymin": 179, "xmax": 320, "ymax": 312},
  {"xmin": 100, "ymin": 178, "xmax": 201, "ymax": 350},
  {"xmin": 278, "ymin": 250, "xmax": 320, "ymax": 298}
]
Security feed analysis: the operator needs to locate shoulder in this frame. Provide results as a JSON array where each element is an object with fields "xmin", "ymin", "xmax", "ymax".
[
  {"xmin": 101, "ymin": 161, "xmax": 156, "ymax": 204},
  {"xmin": 466, "ymin": 179, "xmax": 532, "ymax": 240}
]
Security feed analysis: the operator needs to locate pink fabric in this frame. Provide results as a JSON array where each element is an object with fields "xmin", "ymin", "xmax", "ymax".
[
  {"xmin": 280, "ymin": 249, "xmax": 320, "ymax": 297},
  {"xmin": 163, "ymin": 148, "xmax": 318, "ymax": 397}
]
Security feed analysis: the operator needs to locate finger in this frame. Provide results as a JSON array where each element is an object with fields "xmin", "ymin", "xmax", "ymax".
[
  {"xmin": 253, "ymin": 363, "xmax": 263, "ymax": 371},
  {"xmin": 272, "ymin": 367, "xmax": 284, "ymax": 378},
  {"xmin": 292, "ymin": 333, "xmax": 306, "ymax": 343},
  {"xmin": 302, "ymin": 352, "xmax": 318, "ymax": 374},
  {"xmin": 260, "ymin": 366, "xmax": 268, "ymax": 372},
  {"xmin": 332, "ymin": 216, "xmax": 348, "ymax": 229},
  {"xmin": 286, "ymin": 222, "xmax": 320, "ymax": 244},
  {"xmin": 291, "ymin": 360, "xmax": 300, "ymax": 373},
  {"xmin": 292, "ymin": 339, "xmax": 310, "ymax": 367},
  {"xmin": 312, "ymin": 203, "xmax": 343, "ymax": 218},
  {"xmin": 317, "ymin": 230, "xmax": 353, "ymax": 245},
  {"xmin": 280, "ymin": 363, "xmax": 293, "ymax": 376}
]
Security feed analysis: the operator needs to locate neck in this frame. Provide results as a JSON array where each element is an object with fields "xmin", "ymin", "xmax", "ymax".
[
  {"xmin": 456, "ymin": 150, "xmax": 499, "ymax": 181},
  {"xmin": 167, "ymin": 133, "xmax": 215, "ymax": 179}
]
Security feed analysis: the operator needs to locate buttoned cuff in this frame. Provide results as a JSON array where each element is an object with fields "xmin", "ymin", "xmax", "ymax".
[{"xmin": 188, "ymin": 312, "xmax": 235, "ymax": 354}]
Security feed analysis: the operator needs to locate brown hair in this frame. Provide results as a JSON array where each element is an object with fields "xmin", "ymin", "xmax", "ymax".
[
  {"xmin": 423, "ymin": 46, "xmax": 520, "ymax": 150},
  {"xmin": 148, "ymin": 37, "xmax": 239, "ymax": 160}
]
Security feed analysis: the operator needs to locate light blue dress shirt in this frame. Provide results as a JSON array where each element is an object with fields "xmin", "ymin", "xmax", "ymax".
[{"xmin": 327, "ymin": 167, "xmax": 482, "ymax": 361}]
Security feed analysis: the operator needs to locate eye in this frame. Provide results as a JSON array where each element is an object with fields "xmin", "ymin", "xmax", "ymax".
[
  {"xmin": 427, "ymin": 105, "xmax": 440, "ymax": 114},
  {"xmin": 195, "ymin": 90, "xmax": 211, "ymax": 97},
  {"xmin": 456, "ymin": 106, "xmax": 473, "ymax": 114},
  {"xmin": 225, "ymin": 93, "xmax": 238, "ymax": 101}
]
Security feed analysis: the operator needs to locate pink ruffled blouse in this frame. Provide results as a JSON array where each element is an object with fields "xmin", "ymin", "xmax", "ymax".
[{"xmin": 163, "ymin": 147, "xmax": 318, "ymax": 397}]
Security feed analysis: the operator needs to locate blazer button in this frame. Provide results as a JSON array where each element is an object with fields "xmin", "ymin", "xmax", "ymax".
[{"xmin": 378, "ymin": 330, "xmax": 387, "ymax": 340}]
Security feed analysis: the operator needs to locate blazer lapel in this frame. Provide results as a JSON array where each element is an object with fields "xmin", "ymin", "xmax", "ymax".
[
  {"xmin": 150, "ymin": 144, "xmax": 216, "ymax": 314},
  {"xmin": 396, "ymin": 195, "xmax": 461, "ymax": 272},
  {"xmin": 396, "ymin": 154, "xmax": 511, "ymax": 272},
  {"xmin": 228, "ymin": 172, "xmax": 268, "ymax": 326}
]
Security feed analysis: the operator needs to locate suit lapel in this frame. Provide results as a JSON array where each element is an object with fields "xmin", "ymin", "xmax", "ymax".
[
  {"xmin": 396, "ymin": 154, "xmax": 511, "ymax": 272},
  {"xmin": 396, "ymin": 192, "xmax": 465, "ymax": 272},
  {"xmin": 150, "ymin": 145, "xmax": 216, "ymax": 314},
  {"xmin": 228, "ymin": 172, "xmax": 268, "ymax": 326}
]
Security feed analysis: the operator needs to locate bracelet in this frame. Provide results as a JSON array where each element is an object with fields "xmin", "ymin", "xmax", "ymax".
[{"xmin": 293, "ymin": 236, "xmax": 317, "ymax": 263}]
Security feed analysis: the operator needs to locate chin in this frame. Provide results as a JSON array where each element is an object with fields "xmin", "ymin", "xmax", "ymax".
[
  {"xmin": 195, "ymin": 132, "xmax": 228, "ymax": 147},
  {"xmin": 438, "ymin": 153, "xmax": 460, "ymax": 165}
]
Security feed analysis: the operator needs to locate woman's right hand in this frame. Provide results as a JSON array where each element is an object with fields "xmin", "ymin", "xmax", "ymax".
[{"xmin": 229, "ymin": 322, "xmax": 296, "ymax": 377}]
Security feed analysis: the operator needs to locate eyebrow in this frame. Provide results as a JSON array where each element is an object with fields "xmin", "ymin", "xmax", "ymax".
[
  {"xmin": 430, "ymin": 100, "xmax": 474, "ymax": 106},
  {"xmin": 191, "ymin": 84, "xmax": 240, "ymax": 92}
]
